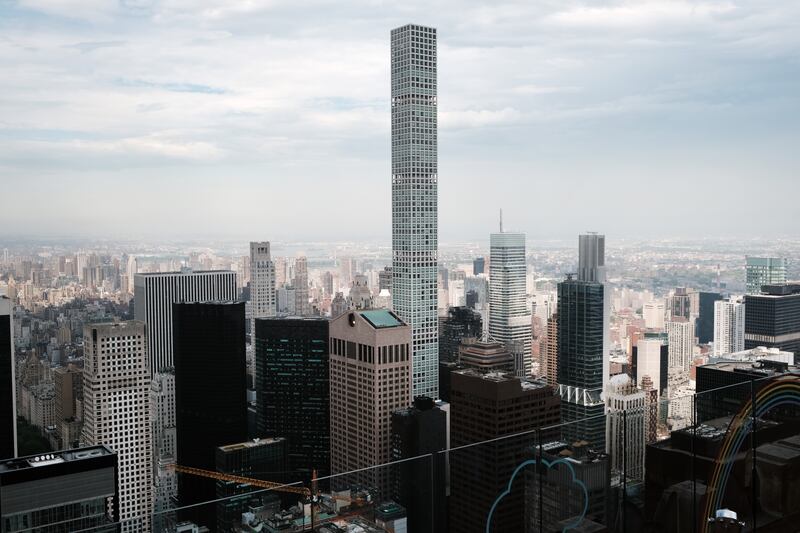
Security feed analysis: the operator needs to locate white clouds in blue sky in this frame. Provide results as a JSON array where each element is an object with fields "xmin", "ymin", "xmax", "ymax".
[{"xmin": 1, "ymin": 0, "xmax": 798, "ymax": 241}]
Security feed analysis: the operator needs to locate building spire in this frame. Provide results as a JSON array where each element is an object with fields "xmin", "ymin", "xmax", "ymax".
[{"xmin": 499, "ymin": 208, "xmax": 503, "ymax": 233}]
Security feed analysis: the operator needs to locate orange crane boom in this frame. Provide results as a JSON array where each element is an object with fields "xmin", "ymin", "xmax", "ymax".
[{"xmin": 170, "ymin": 464, "xmax": 311, "ymax": 497}]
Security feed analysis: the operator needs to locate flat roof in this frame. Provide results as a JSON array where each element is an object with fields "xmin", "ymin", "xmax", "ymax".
[
  {"xmin": 360, "ymin": 309, "xmax": 405, "ymax": 329},
  {"xmin": 0, "ymin": 445, "xmax": 114, "ymax": 473},
  {"xmin": 218, "ymin": 437, "xmax": 285, "ymax": 452}
]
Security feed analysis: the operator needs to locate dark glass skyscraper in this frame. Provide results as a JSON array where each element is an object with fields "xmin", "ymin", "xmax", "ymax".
[
  {"xmin": 438, "ymin": 306, "xmax": 482, "ymax": 363},
  {"xmin": 744, "ymin": 284, "xmax": 800, "ymax": 355},
  {"xmin": 697, "ymin": 291, "xmax": 723, "ymax": 344},
  {"xmin": 255, "ymin": 317, "xmax": 330, "ymax": 482},
  {"xmin": 557, "ymin": 277, "xmax": 606, "ymax": 449},
  {"xmin": 173, "ymin": 301, "xmax": 247, "ymax": 528},
  {"xmin": 0, "ymin": 296, "xmax": 16, "ymax": 460}
]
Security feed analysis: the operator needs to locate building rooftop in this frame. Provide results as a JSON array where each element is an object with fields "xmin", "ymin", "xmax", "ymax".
[
  {"xmin": 218, "ymin": 437, "xmax": 285, "ymax": 453},
  {"xmin": 136, "ymin": 269, "xmax": 235, "ymax": 276},
  {"xmin": 0, "ymin": 445, "xmax": 114, "ymax": 473},
  {"xmin": 359, "ymin": 309, "xmax": 405, "ymax": 329}
]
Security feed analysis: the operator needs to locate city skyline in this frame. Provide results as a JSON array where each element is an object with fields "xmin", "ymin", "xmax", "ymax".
[{"xmin": 2, "ymin": 1, "xmax": 799, "ymax": 241}]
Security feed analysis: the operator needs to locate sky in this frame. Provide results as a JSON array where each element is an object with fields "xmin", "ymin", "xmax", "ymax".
[{"xmin": 1, "ymin": 0, "xmax": 798, "ymax": 242}]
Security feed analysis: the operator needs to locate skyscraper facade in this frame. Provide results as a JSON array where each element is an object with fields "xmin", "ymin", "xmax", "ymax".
[
  {"xmin": 255, "ymin": 317, "xmax": 330, "ymax": 481},
  {"xmin": 249, "ymin": 242, "xmax": 276, "ymax": 333},
  {"xmin": 81, "ymin": 321, "xmax": 153, "ymax": 531},
  {"xmin": 0, "ymin": 296, "xmax": 17, "ymax": 460},
  {"xmin": 746, "ymin": 256, "xmax": 788, "ymax": 295},
  {"xmin": 666, "ymin": 318, "xmax": 695, "ymax": 390},
  {"xmin": 697, "ymin": 292, "xmax": 723, "ymax": 344},
  {"xmin": 578, "ymin": 233, "xmax": 606, "ymax": 283},
  {"xmin": 293, "ymin": 256, "xmax": 310, "ymax": 316},
  {"xmin": 391, "ymin": 23, "xmax": 439, "ymax": 399},
  {"xmin": 134, "ymin": 269, "xmax": 238, "ymax": 374},
  {"xmin": 557, "ymin": 277, "xmax": 606, "ymax": 449},
  {"xmin": 713, "ymin": 296, "xmax": 745, "ymax": 356},
  {"xmin": 173, "ymin": 301, "xmax": 247, "ymax": 528},
  {"xmin": 744, "ymin": 283, "xmax": 800, "ymax": 355},
  {"xmin": 329, "ymin": 309, "xmax": 411, "ymax": 497},
  {"xmin": 438, "ymin": 306, "xmax": 482, "ymax": 363},
  {"xmin": 488, "ymin": 232, "xmax": 532, "ymax": 375},
  {"xmin": 605, "ymin": 374, "xmax": 646, "ymax": 481}
]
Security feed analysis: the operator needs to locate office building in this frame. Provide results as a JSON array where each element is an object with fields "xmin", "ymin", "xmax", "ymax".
[
  {"xmin": 557, "ymin": 276, "xmax": 606, "ymax": 450},
  {"xmin": 348, "ymin": 274, "xmax": 373, "ymax": 310},
  {"xmin": 391, "ymin": 23, "xmax": 439, "ymax": 399},
  {"xmin": 81, "ymin": 321, "xmax": 153, "ymax": 531},
  {"xmin": 448, "ymin": 369, "xmax": 560, "ymax": 533},
  {"xmin": 0, "ymin": 446, "xmax": 118, "ymax": 533},
  {"xmin": 473, "ymin": 257, "xmax": 485, "ymax": 276},
  {"xmin": 438, "ymin": 306, "xmax": 482, "ymax": 363},
  {"xmin": 744, "ymin": 283, "xmax": 800, "ymax": 355},
  {"xmin": 666, "ymin": 318, "xmax": 694, "ymax": 390},
  {"xmin": 1, "ymin": 296, "xmax": 17, "ymax": 460},
  {"xmin": 643, "ymin": 300, "xmax": 666, "ymax": 330},
  {"xmin": 255, "ymin": 317, "xmax": 330, "ymax": 481},
  {"xmin": 526, "ymin": 441, "xmax": 610, "ymax": 532},
  {"xmin": 713, "ymin": 296, "xmax": 745, "ymax": 356},
  {"xmin": 53, "ymin": 364, "xmax": 82, "ymax": 448},
  {"xmin": 173, "ymin": 302, "xmax": 248, "ymax": 528},
  {"xmin": 578, "ymin": 233, "xmax": 606, "ymax": 283},
  {"xmin": 293, "ymin": 256, "xmax": 310, "ymax": 316},
  {"xmin": 457, "ymin": 338, "xmax": 514, "ymax": 372},
  {"xmin": 250, "ymin": 242, "xmax": 276, "ymax": 333},
  {"xmin": 133, "ymin": 269, "xmax": 237, "ymax": 374},
  {"xmin": 489, "ymin": 231, "xmax": 532, "ymax": 375},
  {"xmin": 542, "ymin": 312, "xmax": 559, "ymax": 387},
  {"xmin": 329, "ymin": 309, "xmax": 411, "ymax": 497},
  {"xmin": 390, "ymin": 397, "xmax": 447, "ymax": 533},
  {"xmin": 746, "ymin": 257, "xmax": 788, "ymax": 295},
  {"xmin": 633, "ymin": 337, "xmax": 669, "ymax": 399},
  {"xmin": 215, "ymin": 438, "xmax": 287, "ymax": 533},
  {"xmin": 697, "ymin": 292, "xmax": 723, "ymax": 344},
  {"xmin": 151, "ymin": 370, "xmax": 177, "ymax": 517},
  {"xmin": 379, "ymin": 266, "xmax": 392, "ymax": 293},
  {"xmin": 605, "ymin": 374, "xmax": 646, "ymax": 481}
]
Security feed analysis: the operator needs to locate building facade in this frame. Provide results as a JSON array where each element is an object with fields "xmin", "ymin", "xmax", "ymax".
[
  {"xmin": 249, "ymin": 242, "xmax": 276, "ymax": 333},
  {"xmin": 1, "ymin": 296, "xmax": 17, "ymax": 460},
  {"xmin": 744, "ymin": 284, "xmax": 800, "ymax": 356},
  {"xmin": 605, "ymin": 374, "xmax": 646, "ymax": 481},
  {"xmin": 489, "ymin": 231, "xmax": 532, "ymax": 376},
  {"xmin": 391, "ymin": 23, "xmax": 439, "ymax": 399},
  {"xmin": 173, "ymin": 301, "xmax": 248, "ymax": 528},
  {"xmin": 698, "ymin": 292, "xmax": 723, "ymax": 344},
  {"xmin": 255, "ymin": 317, "xmax": 330, "ymax": 481},
  {"xmin": 438, "ymin": 306, "xmax": 482, "ymax": 363},
  {"xmin": 329, "ymin": 309, "xmax": 411, "ymax": 498},
  {"xmin": 713, "ymin": 296, "xmax": 745, "ymax": 356},
  {"xmin": 81, "ymin": 321, "xmax": 153, "ymax": 531},
  {"xmin": 746, "ymin": 257, "xmax": 788, "ymax": 295}
]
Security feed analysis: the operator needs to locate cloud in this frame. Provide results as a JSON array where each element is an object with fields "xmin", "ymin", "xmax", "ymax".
[{"xmin": 485, "ymin": 458, "xmax": 589, "ymax": 533}]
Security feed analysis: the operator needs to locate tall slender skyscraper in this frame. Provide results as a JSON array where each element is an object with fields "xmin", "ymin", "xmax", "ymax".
[
  {"xmin": 713, "ymin": 296, "xmax": 745, "ymax": 356},
  {"xmin": 250, "ymin": 242, "xmax": 276, "ymax": 332},
  {"xmin": 0, "ymin": 296, "xmax": 17, "ymax": 460},
  {"xmin": 391, "ymin": 23, "xmax": 439, "ymax": 399},
  {"xmin": 488, "ymin": 231, "xmax": 532, "ymax": 375},
  {"xmin": 81, "ymin": 321, "xmax": 153, "ymax": 532},
  {"xmin": 293, "ymin": 255, "xmax": 310, "ymax": 316},
  {"xmin": 578, "ymin": 232, "xmax": 606, "ymax": 283}
]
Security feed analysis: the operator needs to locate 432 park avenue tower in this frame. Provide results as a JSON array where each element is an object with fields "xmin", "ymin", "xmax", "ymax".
[{"xmin": 391, "ymin": 24, "xmax": 439, "ymax": 399}]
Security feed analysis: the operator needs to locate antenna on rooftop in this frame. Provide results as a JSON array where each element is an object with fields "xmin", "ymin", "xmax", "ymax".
[{"xmin": 499, "ymin": 209, "xmax": 503, "ymax": 233}]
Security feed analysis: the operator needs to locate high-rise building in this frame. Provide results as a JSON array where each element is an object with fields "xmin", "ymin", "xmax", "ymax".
[
  {"xmin": 173, "ymin": 301, "xmax": 247, "ymax": 528},
  {"xmin": 668, "ymin": 287, "xmax": 694, "ymax": 321},
  {"xmin": 557, "ymin": 276, "xmax": 606, "ymax": 450},
  {"xmin": 134, "ymin": 269, "xmax": 237, "ymax": 374},
  {"xmin": 329, "ymin": 309, "xmax": 411, "ymax": 497},
  {"xmin": 53, "ymin": 364, "xmax": 82, "ymax": 446},
  {"xmin": 746, "ymin": 256, "xmax": 788, "ymax": 295},
  {"xmin": 379, "ymin": 266, "xmax": 392, "ymax": 293},
  {"xmin": 713, "ymin": 296, "xmax": 745, "ymax": 356},
  {"xmin": 1, "ymin": 296, "xmax": 17, "ymax": 460},
  {"xmin": 697, "ymin": 292, "xmax": 723, "ymax": 344},
  {"xmin": 543, "ymin": 311, "xmax": 559, "ymax": 387},
  {"xmin": 605, "ymin": 374, "xmax": 646, "ymax": 481},
  {"xmin": 255, "ymin": 317, "xmax": 330, "ymax": 481},
  {"xmin": 0, "ymin": 446, "xmax": 118, "ymax": 533},
  {"xmin": 438, "ymin": 306, "xmax": 482, "ymax": 363},
  {"xmin": 448, "ymin": 369, "xmax": 560, "ymax": 533},
  {"xmin": 81, "ymin": 321, "xmax": 153, "ymax": 531},
  {"xmin": 666, "ymin": 319, "xmax": 695, "ymax": 390},
  {"xmin": 457, "ymin": 338, "xmax": 514, "ymax": 373},
  {"xmin": 391, "ymin": 23, "xmax": 439, "ymax": 399},
  {"xmin": 151, "ymin": 370, "xmax": 177, "ymax": 518},
  {"xmin": 643, "ymin": 300, "xmax": 666, "ymax": 330},
  {"xmin": 633, "ymin": 337, "xmax": 669, "ymax": 399},
  {"xmin": 578, "ymin": 232, "xmax": 606, "ymax": 283},
  {"xmin": 744, "ymin": 283, "xmax": 800, "ymax": 355},
  {"xmin": 293, "ymin": 256, "xmax": 310, "ymax": 316},
  {"xmin": 489, "ymin": 232, "xmax": 532, "ymax": 375},
  {"xmin": 215, "ymin": 438, "xmax": 288, "ymax": 533},
  {"xmin": 473, "ymin": 257, "xmax": 485, "ymax": 276},
  {"xmin": 348, "ymin": 274, "xmax": 373, "ymax": 310},
  {"xmin": 249, "ymin": 242, "xmax": 276, "ymax": 333},
  {"xmin": 390, "ymin": 397, "xmax": 447, "ymax": 533}
]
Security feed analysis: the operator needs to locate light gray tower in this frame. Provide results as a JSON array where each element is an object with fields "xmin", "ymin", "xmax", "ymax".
[
  {"xmin": 391, "ymin": 23, "xmax": 439, "ymax": 398},
  {"xmin": 578, "ymin": 232, "xmax": 606, "ymax": 283},
  {"xmin": 250, "ymin": 242, "xmax": 276, "ymax": 332},
  {"xmin": 489, "ymin": 231, "xmax": 532, "ymax": 376}
]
